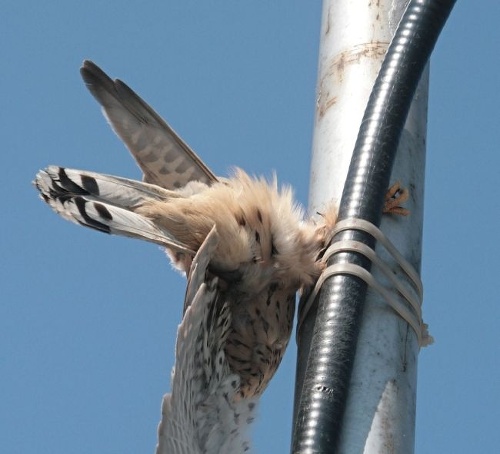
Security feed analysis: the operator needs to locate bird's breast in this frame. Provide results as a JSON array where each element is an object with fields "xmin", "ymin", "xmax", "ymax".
[{"xmin": 225, "ymin": 285, "xmax": 296, "ymax": 398}]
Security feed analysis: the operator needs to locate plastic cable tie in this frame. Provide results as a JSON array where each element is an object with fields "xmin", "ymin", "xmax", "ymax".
[{"xmin": 300, "ymin": 218, "xmax": 433, "ymax": 347}]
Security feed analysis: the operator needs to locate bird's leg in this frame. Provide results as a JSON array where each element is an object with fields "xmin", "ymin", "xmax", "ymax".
[{"xmin": 383, "ymin": 181, "xmax": 410, "ymax": 216}]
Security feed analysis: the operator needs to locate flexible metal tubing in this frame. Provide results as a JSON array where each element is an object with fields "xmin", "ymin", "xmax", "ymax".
[{"xmin": 292, "ymin": 1, "xmax": 457, "ymax": 452}]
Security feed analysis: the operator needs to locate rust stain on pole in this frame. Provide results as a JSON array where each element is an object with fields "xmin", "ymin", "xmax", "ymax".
[{"xmin": 317, "ymin": 41, "xmax": 389, "ymax": 118}]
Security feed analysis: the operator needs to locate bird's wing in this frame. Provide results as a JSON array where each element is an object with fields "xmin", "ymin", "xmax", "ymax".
[
  {"xmin": 80, "ymin": 60, "xmax": 218, "ymax": 189},
  {"xmin": 157, "ymin": 227, "xmax": 257, "ymax": 454},
  {"xmin": 34, "ymin": 165, "xmax": 195, "ymax": 255}
]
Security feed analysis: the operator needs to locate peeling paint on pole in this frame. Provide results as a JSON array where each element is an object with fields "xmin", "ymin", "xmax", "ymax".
[{"xmin": 308, "ymin": 0, "xmax": 421, "ymax": 216}]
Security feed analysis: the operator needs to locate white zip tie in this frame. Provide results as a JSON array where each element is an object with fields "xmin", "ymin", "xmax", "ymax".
[{"xmin": 300, "ymin": 218, "xmax": 433, "ymax": 347}]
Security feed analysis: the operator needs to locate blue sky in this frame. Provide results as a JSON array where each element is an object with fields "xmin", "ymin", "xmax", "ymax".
[{"xmin": 2, "ymin": 1, "xmax": 499, "ymax": 453}]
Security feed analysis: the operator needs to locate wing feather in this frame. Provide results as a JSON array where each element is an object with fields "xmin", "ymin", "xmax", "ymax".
[
  {"xmin": 157, "ymin": 228, "xmax": 256, "ymax": 454},
  {"xmin": 80, "ymin": 60, "xmax": 217, "ymax": 189}
]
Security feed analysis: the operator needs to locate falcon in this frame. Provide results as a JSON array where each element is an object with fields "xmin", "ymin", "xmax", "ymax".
[
  {"xmin": 34, "ymin": 61, "xmax": 407, "ymax": 452},
  {"xmin": 36, "ymin": 60, "xmax": 334, "ymax": 397}
]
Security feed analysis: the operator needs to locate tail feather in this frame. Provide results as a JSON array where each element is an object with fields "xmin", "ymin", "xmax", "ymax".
[{"xmin": 34, "ymin": 165, "xmax": 195, "ymax": 255}]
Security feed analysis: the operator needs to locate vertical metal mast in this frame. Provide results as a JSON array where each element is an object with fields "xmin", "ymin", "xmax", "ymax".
[{"xmin": 292, "ymin": 1, "xmax": 455, "ymax": 452}]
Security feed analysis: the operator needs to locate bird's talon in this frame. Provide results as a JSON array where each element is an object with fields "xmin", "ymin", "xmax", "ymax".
[{"xmin": 383, "ymin": 182, "xmax": 410, "ymax": 216}]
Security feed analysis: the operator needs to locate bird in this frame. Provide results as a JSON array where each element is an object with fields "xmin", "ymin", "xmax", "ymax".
[
  {"xmin": 35, "ymin": 60, "xmax": 336, "ymax": 400},
  {"xmin": 34, "ymin": 61, "xmax": 408, "ymax": 452}
]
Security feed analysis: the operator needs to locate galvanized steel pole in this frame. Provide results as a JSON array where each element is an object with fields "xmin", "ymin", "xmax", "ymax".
[{"xmin": 292, "ymin": 0, "xmax": 455, "ymax": 452}]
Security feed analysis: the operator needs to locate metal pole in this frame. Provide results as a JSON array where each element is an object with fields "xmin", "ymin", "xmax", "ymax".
[{"xmin": 293, "ymin": 0, "xmax": 455, "ymax": 452}]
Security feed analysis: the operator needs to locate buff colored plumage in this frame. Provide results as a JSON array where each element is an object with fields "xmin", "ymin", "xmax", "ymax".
[
  {"xmin": 34, "ymin": 61, "xmax": 410, "ymax": 452},
  {"xmin": 34, "ymin": 61, "xmax": 339, "ymax": 453}
]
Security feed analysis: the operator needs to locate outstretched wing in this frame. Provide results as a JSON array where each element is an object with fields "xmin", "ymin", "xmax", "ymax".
[
  {"xmin": 157, "ymin": 228, "xmax": 257, "ymax": 454},
  {"xmin": 34, "ymin": 165, "xmax": 195, "ymax": 255},
  {"xmin": 80, "ymin": 60, "xmax": 217, "ymax": 189}
]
